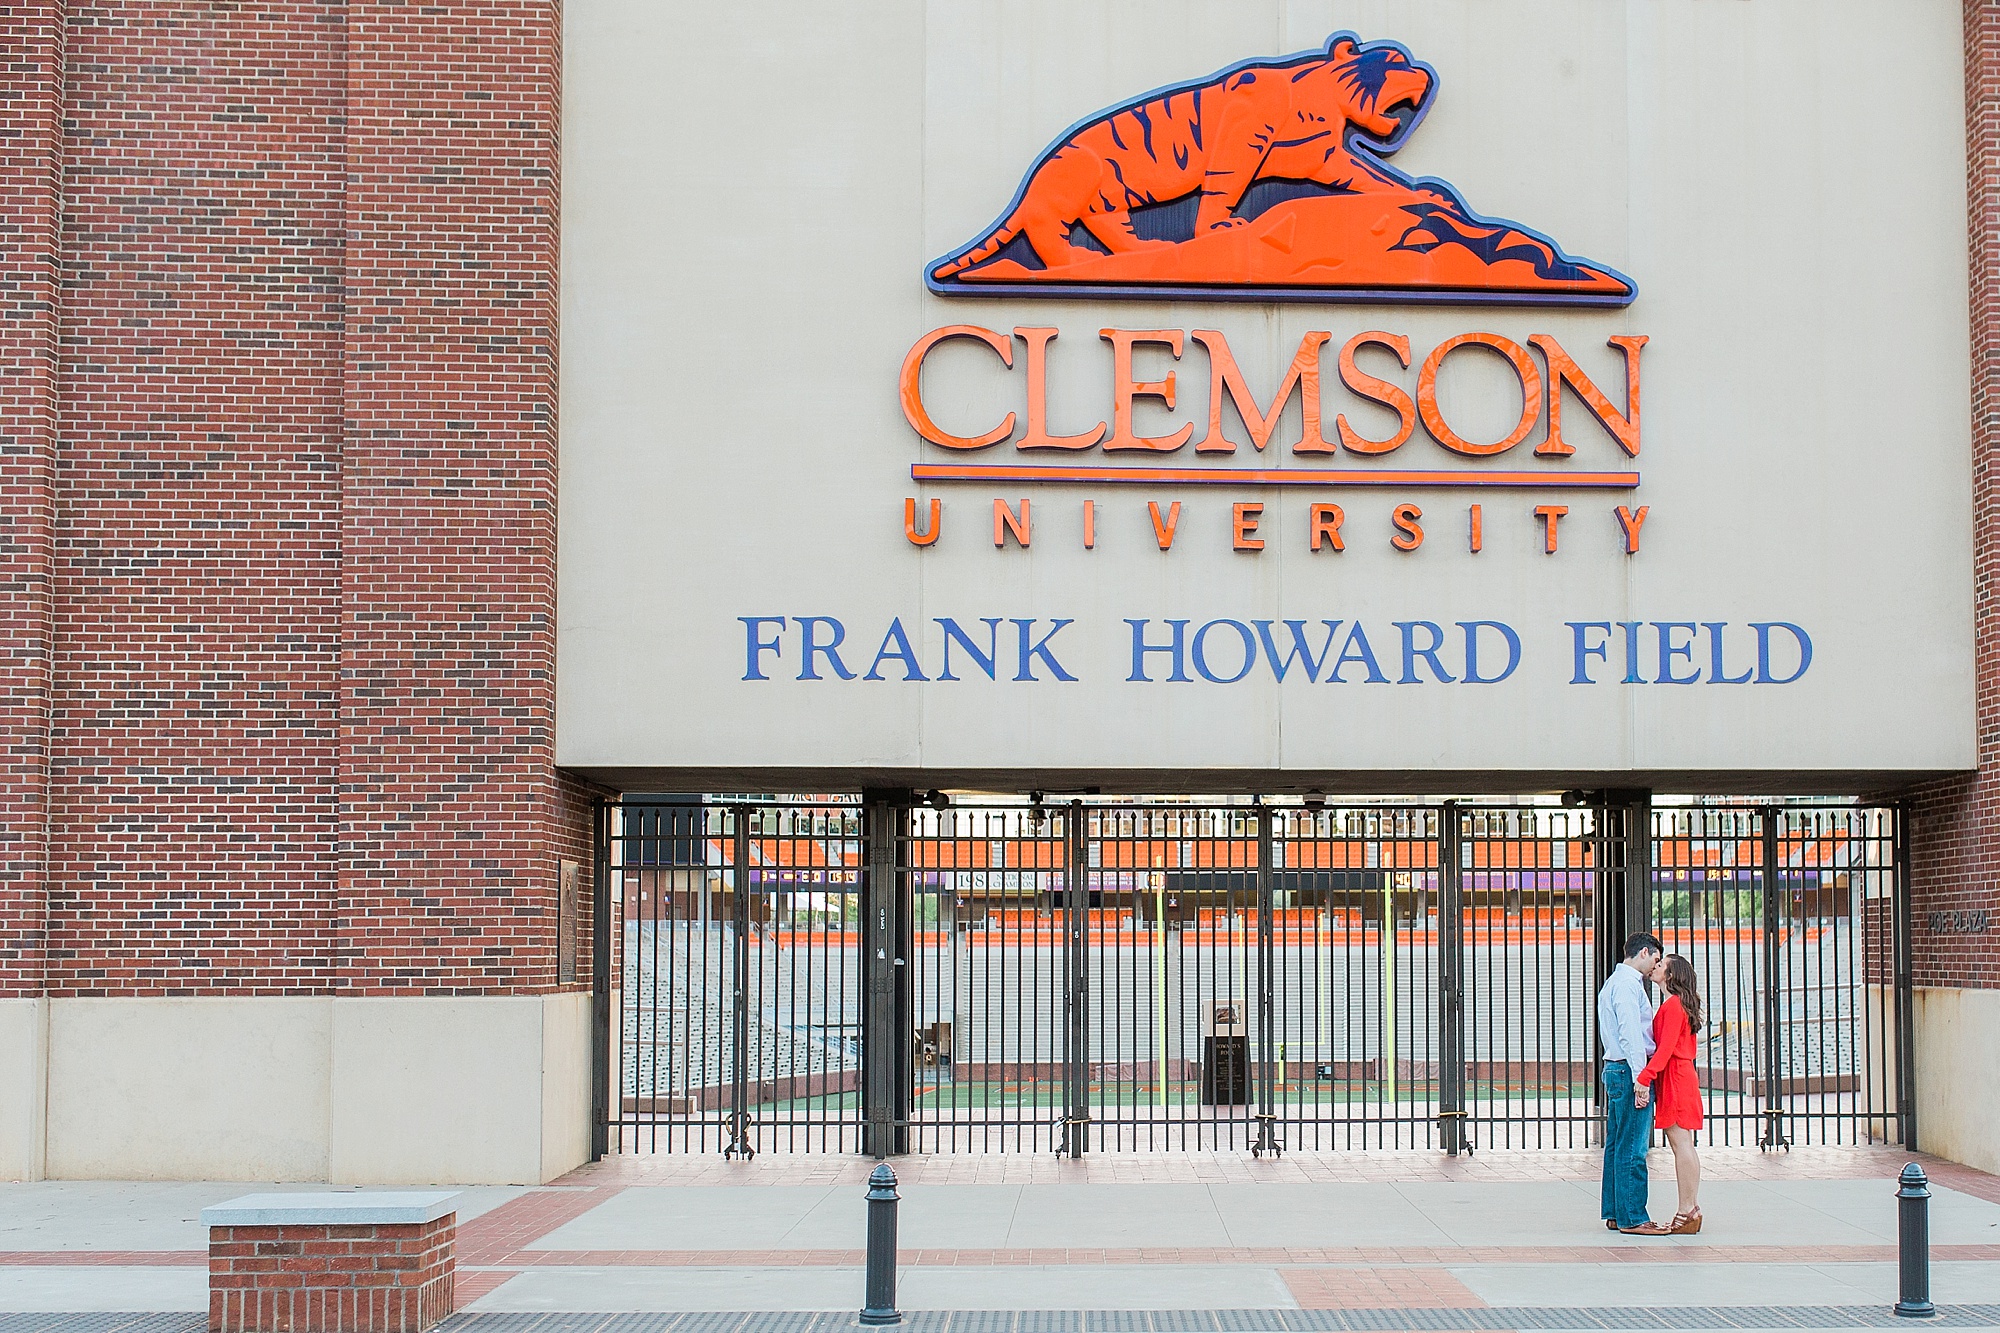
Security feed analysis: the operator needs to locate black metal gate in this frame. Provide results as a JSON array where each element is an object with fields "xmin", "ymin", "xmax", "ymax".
[{"xmin": 597, "ymin": 795, "xmax": 1911, "ymax": 1157}]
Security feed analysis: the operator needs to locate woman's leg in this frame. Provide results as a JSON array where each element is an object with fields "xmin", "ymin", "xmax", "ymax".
[{"xmin": 1665, "ymin": 1126, "xmax": 1701, "ymax": 1215}]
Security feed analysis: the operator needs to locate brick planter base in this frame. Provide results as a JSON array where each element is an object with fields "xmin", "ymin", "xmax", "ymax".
[{"xmin": 205, "ymin": 1193, "xmax": 459, "ymax": 1333}]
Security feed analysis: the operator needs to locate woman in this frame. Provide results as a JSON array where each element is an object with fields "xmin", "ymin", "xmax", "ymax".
[{"xmin": 1635, "ymin": 952, "xmax": 1705, "ymax": 1234}]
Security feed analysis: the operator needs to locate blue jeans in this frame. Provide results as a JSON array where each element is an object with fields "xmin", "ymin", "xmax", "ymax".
[{"xmin": 1600, "ymin": 1061, "xmax": 1654, "ymax": 1228}]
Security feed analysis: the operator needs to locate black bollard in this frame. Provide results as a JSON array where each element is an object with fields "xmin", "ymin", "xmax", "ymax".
[
  {"xmin": 859, "ymin": 1162, "xmax": 901, "ymax": 1325},
  {"xmin": 1895, "ymin": 1161, "xmax": 1935, "ymax": 1318}
]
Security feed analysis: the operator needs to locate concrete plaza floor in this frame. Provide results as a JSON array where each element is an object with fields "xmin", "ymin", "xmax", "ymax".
[{"xmin": 1, "ymin": 1146, "xmax": 1997, "ymax": 1331}]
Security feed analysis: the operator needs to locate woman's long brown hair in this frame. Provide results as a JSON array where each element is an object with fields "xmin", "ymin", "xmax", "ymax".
[{"xmin": 1663, "ymin": 953, "xmax": 1704, "ymax": 1033}]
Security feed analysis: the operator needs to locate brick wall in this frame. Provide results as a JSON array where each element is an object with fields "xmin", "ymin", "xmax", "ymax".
[
  {"xmin": 0, "ymin": 3, "xmax": 65, "ymax": 995},
  {"xmin": 1903, "ymin": 0, "xmax": 2000, "ymax": 993},
  {"xmin": 0, "ymin": 0, "xmax": 601, "ymax": 1004},
  {"xmin": 335, "ymin": 0, "xmax": 580, "ymax": 995},
  {"xmin": 209, "ymin": 1216, "xmax": 455, "ymax": 1333}
]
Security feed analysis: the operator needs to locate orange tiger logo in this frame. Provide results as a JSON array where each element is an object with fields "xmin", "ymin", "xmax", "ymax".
[{"xmin": 928, "ymin": 33, "xmax": 1633, "ymax": 306}]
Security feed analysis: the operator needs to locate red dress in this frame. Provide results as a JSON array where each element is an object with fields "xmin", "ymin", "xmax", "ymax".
[{"xmin": 1635, "ymin": 994, "xmax": 1704, "ymax": 1130}]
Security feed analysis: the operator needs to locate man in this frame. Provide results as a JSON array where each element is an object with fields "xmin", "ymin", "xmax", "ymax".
[{"xmin": 1599, "ymin": 932, "xmax": 1668, "ymax": 1235}]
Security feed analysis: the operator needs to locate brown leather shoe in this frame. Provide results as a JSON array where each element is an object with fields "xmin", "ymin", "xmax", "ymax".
[
  {"xmin": 1668, "ymin": 1207, "xmax": 1702, "ymax": 1235},
  {"xmin": 1605, "ymin": 1219, "xmax": 1617, "ymax": 1230},
  {"xmin": 1619, "ymin": 1221, "xmax": 1673, "ymax": 1235}
]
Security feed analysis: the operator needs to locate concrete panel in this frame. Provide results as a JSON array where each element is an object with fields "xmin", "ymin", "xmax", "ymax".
[
  {"xmin": 1912, "ymin": 985, "xmax": 2000, "ymax": 1176},
  {"xmin": 0, "ymin": 998, "xmax": 46, "ymax": 1182},
  {"xmin": 44, "ymin": 999, "xmax": 330, "ymax": 1181},
  {"xmin": 558, "ymin": 0, "xmax": 1976, "ymax": 788},
  {"xmin": 329, "ymin": 997, "xmax": 547, "ymax": 1185},
  {"xmin": 539, "ymin": 991, "xmax": 594, "ymax": 1181}
]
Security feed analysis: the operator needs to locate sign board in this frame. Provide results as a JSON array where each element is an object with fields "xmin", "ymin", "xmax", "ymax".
[{"xmin": 557, "ymin": 0, "xmax": 1974, "ymax": 790}]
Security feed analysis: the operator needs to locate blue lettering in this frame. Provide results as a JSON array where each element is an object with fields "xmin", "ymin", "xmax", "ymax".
[
  {"xmin": 936, "ymin": 617, "xmax": 1002, "ymax": 681},
  {"xmin": 795, "ymin": 616, "xmax": 855, "ymax": 681},
  {"xmin": 741, "ymin": 616, "xmax": 786, "ymax": 681},
  {"xmin": 1014, "ymin": 618, "xmax": 1078, "ymax": 682},
  {"xmin": 1326, "ymin": 623, "xmax": 1389, "ymax": 684},
  {"xmin": 1654, "ymin": 622, "xmax": 1700, "ymax": 685},
  {"xmin": 1566, "ymin": 621, "xmax": 1611, "ymax": 685},
  {"xmin": 1752, "ymin": 622, "xmax": 1813, "ymax": 684},
  {"xmin": 1619, "ymin": 621, "xmax": 1647, "ymax": 683},
  {"xmin": 1396, "ymin": 620, "xmax": 1455, "ymax": 684},
  {"xmin": 1704, "ymin": 622, "xmax": 1753, "ymax": 685},
  {"xmin": 1192, "ymin": 619, "xmax": 1257, "ymax": 684},
  {"xmin": 1255, "ymin": 619, "xmax": 1341, "ymax": 683},
  {"xmin": 1459, "ymin": 621, "xmax": 1521, "ymax": 684},
  {"xmin": 1127, "ymin": 619, "xmax": 1191, "ymax": 682},
  {"xmin": 863, "ymin": 617, "xmax": 928, "ymax": 681}
]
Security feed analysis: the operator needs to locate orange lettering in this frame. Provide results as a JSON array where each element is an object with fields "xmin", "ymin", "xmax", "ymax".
[
  {"xmin": 1014, "ymin": 327, "xmax": 1107, "ymax": 451},
  {"xmin": 1232, "ymin": 502, "xmax": 1265, "ymax": 551},
  {"xmin": 1309, "ymin": 502, "xmax": 1345, "ymax": 552},
  {"xmin": 905, "ymin": 497, "xmax": 941, "ymax": 547},
  {"xmin": 1534, "ymin": 504, "xmax": 1569, "ymax": 554},
  {"xmin": 899, "ymin": 325, "xmax": 1016, "ymax": 450},
  {"xmin": 994, "ymin": 498, "xmax": 1030, "ymax": 548},
  {"xmin": 1083, "ymin": 499, "xmax": 1096, "ymax": 549},
  {"xmin": 1148, "ymin": 500, "xmax": 1182, "ymax": 550},
  {"xmin": 1530, "ymin": 334, "xmax": 1646, "ymax": 458},
  {"xmin": 1100, "ymin": 329, "xmax": 1195, "ymax": 452},
  {"xmin": 1468, "ymin": 503, "xmax": 1483, "ymax": 554},
  {"xmin": 1616, "ymin": 504, "xmax": 1650, "ymax": 554},
  {"xmin": 1335, "ymin": 332, "xmax": 1416, "ymax": 455},
  {"xmin": 1392, "ymin": 503, "xmax": 1424, "ymax": 551},
  {"xmin": 1191, "ymin": 329, "xmax": 1332, "ymax": 453},
  {"xmin": 1417, "ymin": 332, "xmax": 1543, "ymax": 457}
]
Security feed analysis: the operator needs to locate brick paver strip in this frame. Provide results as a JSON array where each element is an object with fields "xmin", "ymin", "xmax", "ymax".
[
  {"xmin": 419, "ymin": 1308, "xmax": 2000, "ymax": 1331},
  {"xmin": 16, "ymin": 1239, "xmax": 1995, "ymax": 1270},
  {"xmin": 453, "ymin": 1269, "xmax": 525, "ymax": 1304},
  {"xmin": 0, "ymin": 1250, "xmax": 204, "ymax": 1266},
  {"xmin": 0, "ymin": 1312, "xmax": 205, "ymax": 1320},
  {"xmin": 1282, "ymin": 1267, "xmax": 1486, "ymax": 1310},
  {"xmin": 457, "ymin": 1186, "xmax": 628, "ymax": 1264},
  {"xmin": 475, "ymin": 1241, "xmax": 2000, "ymax": 1267}
]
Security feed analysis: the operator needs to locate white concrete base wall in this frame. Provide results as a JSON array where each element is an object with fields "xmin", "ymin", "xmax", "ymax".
[
  {"xmin": 1913, "ymin": 985, "xmax": 2000, "ymax": 1176},
  {"xmin": 0, "ymin": 998, "xmax": 48, "ymax": 1181},
  {"xmin": 10, "ymin": 994, "xmax": 593, "ymax": 1185}
]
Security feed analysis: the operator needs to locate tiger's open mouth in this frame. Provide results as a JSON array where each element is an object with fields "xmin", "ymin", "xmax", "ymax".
[{"xmin": 1378, "ymin": 99, "xmax": 1422, "ymax": 138}]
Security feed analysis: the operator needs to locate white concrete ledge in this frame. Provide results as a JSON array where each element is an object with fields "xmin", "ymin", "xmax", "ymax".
[{"xmin": 201, "ymin": 1191, "xmax": 460, "ymax": 1227}]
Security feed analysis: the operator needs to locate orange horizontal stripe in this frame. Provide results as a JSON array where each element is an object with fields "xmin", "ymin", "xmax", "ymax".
[{"xmin": 910, "ymin": 464, "xmax": 1640, "ymax": 488}]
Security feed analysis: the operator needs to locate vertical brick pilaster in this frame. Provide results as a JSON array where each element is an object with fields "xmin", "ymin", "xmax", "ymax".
[
  {"xmin": 1906, "ymin": 0, "xmax": 2000, "ymax": 991},
  {"xmin": 43, "ymin": 1, "xmax": 344, "ymax": 997},
  {"xmin": 336, "ymin": 0, "xmax": 581, "ymax": 996},
  {"xmin": 0, "ymin": 3, "xmax": 65, "ymax": 999}
]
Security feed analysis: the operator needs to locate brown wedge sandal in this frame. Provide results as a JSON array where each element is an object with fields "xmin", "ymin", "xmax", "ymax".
[{"xmin": 1668, "ymin": 1206, "xmax": 1703, "ymax": 1235}]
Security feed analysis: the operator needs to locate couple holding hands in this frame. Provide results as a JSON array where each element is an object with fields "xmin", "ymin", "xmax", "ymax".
[{"xmin": 1598, "ymin": 931, "xmax": 1707, "ymax": 1236}]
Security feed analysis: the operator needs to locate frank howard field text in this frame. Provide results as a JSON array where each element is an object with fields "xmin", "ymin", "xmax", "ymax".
[{"xmin": 738, "ymin": 617, "xmax": 1812, "ymax": 686}]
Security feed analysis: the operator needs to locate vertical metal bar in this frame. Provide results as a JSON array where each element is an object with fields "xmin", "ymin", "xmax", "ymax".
[
  {"xmin": 1438, "ymin": 801, "xmax": 1465, "ymax": 1155},
  {"xmin": 726, "ymin": 806, "xmax": 753, "ymax": 1158},
  {"xmin": 1253, "ymin": 803, "xmax": 1279, "ymax": 1157},
  {"xmin": 591, "ymin": 798, "xmax": 613, "ymax": 1159},
  {"xmin": 1064, "ymin": 802, "xmax": 1089, "ymax": 1157},
  {"xmin": 1760, "ymin": 804, "xmax": 1789, "ymax": 1150},
  {"xmin": 863, "ymin": 795, "xmax": 900, "ymax": 1158},
  {"xmin": 1893, "ymin": 803, "xmax": 1917, "ymax": 1151}
]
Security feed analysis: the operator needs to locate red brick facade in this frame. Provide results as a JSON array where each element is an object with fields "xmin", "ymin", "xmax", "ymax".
[
  {"xmin": 0, "ymin": 2, "xmax": 64, "ymax": 999},
  {"xmin": 209, "ymin": 1216, "xmax": 455, "ymax": 1333},
  {"xmin": 1903, "ymin": 0, "xmax": 2000, "ymax": 994},
  {"xmin": 2, "ymin": 3, "xmax": 1995, "ymax": 1010},
  {"xmin": 0, "ymin": 1, "xmax": 600, "ymax": 1004}
]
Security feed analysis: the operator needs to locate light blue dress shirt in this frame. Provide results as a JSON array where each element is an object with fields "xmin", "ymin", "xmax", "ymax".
[{"xmin": 1597, "ymin": 962, "xmax": 1656, "ymax": 1066}]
